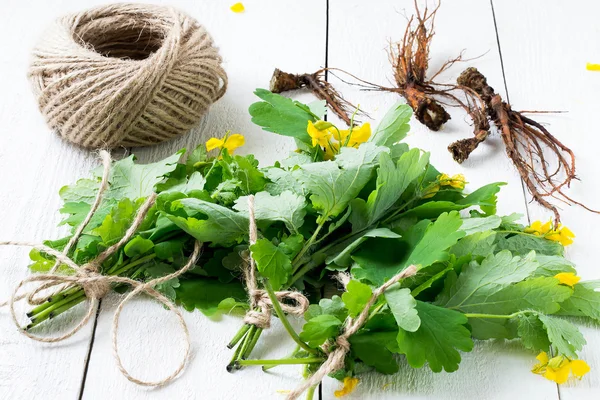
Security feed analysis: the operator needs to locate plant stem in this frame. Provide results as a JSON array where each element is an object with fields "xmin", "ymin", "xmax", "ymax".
[
  {"xmin": 235, "ymin": 357, "xmax": 324, "ymax": 367},
  {"xmin": 27, "ymin": 295, "xmax": 87, "ymax": 330},
  {"xmin": 305, "ymin": 384, "xmax": 317, "ymax": 400},
  {"xmin": 292, "ymin": 222, "xmax": 326, "ymax": 267},
  {"xmin": 227, "ymin": 332, "xmax": 248, "ymax": 372},
  {"xmin": 107, "ymin": 253, "xmax": 157, "ymax": 276},
  {"xmin": 242, "ymin": 327, "xmax": 263, "ymax": 359},
  {"xmin": 29, "ymin": 290, "xmax": 85, "ymax": 322},
  {"xmin": 228, "ymin": 323, "xmax": 251, "ymax": 349},
  {"xmin": 27, "ymin": 286, "xmax": 79, "ymax": 317},
  {"xmin": 464, "ymin": 311, "xmax": 528, "ymax": 319},
  {"xmin": 263, "ymin": 344, "xmax": 300, "ymax": 371},
  {"xmin": 264, "ymin": 280, "xmax": 317, "ymax": 355}
]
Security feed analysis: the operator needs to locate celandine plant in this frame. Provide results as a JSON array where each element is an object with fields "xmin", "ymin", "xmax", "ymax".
[{"xmin": 25, "ymin": 89, "xmax": 596, "ymax": 399}]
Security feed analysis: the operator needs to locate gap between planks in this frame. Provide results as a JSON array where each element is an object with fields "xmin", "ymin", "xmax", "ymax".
[{"xmin": 489, "ymin": 0, "xmax": 559, "ymax": 399}]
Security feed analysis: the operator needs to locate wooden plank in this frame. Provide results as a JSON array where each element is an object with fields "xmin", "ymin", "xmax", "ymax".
[
  {"xmin": 493, "ymin": 1, "xmax": 600, "ymax": 399},
  {"xmin": 320, "ymin": 0, "xmax": 560, "ymax": 398},
  {"xmin": 80, "ymin": 0, "xmax": 327, "ymax": 399},
  {"xmin": 0, "ymin": 1, "xmax": 110, "ymax": 398}
]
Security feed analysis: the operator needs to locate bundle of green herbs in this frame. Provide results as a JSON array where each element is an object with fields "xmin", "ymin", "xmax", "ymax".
[{"xmin": 21, "ymin": 89, "xmax": 598, "ymax": 399}]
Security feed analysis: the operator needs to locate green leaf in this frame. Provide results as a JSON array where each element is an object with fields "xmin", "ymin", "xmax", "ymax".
[
  {"xmin": 91, "ymin": 198, "xmax": 137, "ymax": 245},
  {"xmin": 327, "ymin": 228, "xmax": 401, "ymax": 268},
  {"xmin": 264, "ymin": 167, "xmax": 306, "ymax": 196},
  {"xmin": 175, "ymin": 278, "xmax": 247, "ymax": 316},
  {"xmin": 234, "ymin": 191, "xmax": 307, "ymax": 234},
  {"xmin": 437, "ymin": 250, "xmax": 539, "ymax": 308},
  {"xmin": 459, "ymin": 215, "xmax": 502, "ymax": 235},
  {"xmin": 351, "ymin": 149, "xmax": 429, "ymax": 231},
  {"xmin": 342, "ymin": 280, "xmax": 373, "ymax": 318},
  {"xmin": 299, "ymin": 314, "xmax": 343, "ymax": 348},
  {"xmin": 517, "ymin": 314, "xmax": 551, "ymax": 352},
  {"xmin": 353, "ymin": 212, "xmax": 465, "ymax": 285},
  {"xmin": 487, "ymin": 277, "xmax": 571, "ymax": 314},
  {"xmin": 534, "ymin": 255, "xmax": 576, "ymax": 277},
  {"xmin": 106, "ymin": 151, "xmax": 183, "ymax": 200},
  {"xmin": 395, "ymin": 301, "xmax": 473, "ymax": 372},
  {"xmin": 124, "ymin": 236, "xmax": 154, "ymax": 257},
  {"xmin": 385, "ymin": 284, "xmax": 420, "ymax": 332},
  {"xmin": 369, "ymin": 102, "xmax": 412, "ymax": 146},
  {"xmin": 538, "ymin": 315, "xmax": 586, "ymax": 359},
  {"xmin": 250, "ymin": 238, "xmax": 293, "ymax": 290},
  {"xmin": 307, "ymin": 100, "xmax": 327, "ymax": 119},
  {"xmin": 163, "ymin": 198, "xmax": 249, "ymax": 247},
  {"xmin": 249, "ymin": 89, "xmax": 316, "ymax": 143},
  {"xmin": 495, "ymin": 233, "xmax": 564, "ymax": 256},
  {"xmin": 558, "ymin": 281, "xmax": 600, "ymax": 321},
  {"xmin": 450, "ymin": 230, "xmax": 497, "ymax": 258},
  {"xmin": 144, "ymin": 262, "xmax": 180, "ymax": 301},
  {"xmin": 349, "ymin": 331, "xmax": 399, "ymax": 374},
  {"xmin": 295, "ymin": 143, "xmax": 386, "ymax": 221},
  {"xmin": 305, "ymin": 296, "xmax": 348, "ymax": 322}
]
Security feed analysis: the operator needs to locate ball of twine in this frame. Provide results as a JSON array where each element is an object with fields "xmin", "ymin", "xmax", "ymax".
[{"xmin": 28, "ymin": 3, "xmax": 228, "ymax": 148}]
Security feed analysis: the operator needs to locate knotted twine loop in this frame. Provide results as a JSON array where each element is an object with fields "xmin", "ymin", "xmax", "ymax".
[
  {"xmin": 287, "ymin": 264, "xmax": 419, "ymax": 400},
  {"xmin": 28, "ymin": 3, "xmax": 227, "ymax": 148},
  {"xmin": 242, "ymin": 195, "xmax": 309, "ymax": 329},
  {"xmin": 0, "ymin": 150, "xmax": 202, "ymax": 387}
]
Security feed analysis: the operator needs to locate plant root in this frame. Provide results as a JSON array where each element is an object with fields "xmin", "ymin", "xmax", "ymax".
[
  {"xmin": 269, "ymin": 68, "xmax": 360, "ymax": 125},
  {"xmin": 455, "ymin": 67, "xmax": 599, "ymax": 223}
]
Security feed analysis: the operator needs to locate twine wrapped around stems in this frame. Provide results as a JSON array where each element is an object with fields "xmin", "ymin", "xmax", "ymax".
[
  {"xmin": 0, "ymin": 150, "xmax": 202, "ymax": 387},
  {"xmin": 242, "ymin": 195, "xmax": 309, "ymax": 329},
  {"xmin": 28, "ymin": 3, "xmax": 227, "ymax": 148},
  {"xmin": 287, "ymin": 265, "xmax": 418, "ymax": 400}
]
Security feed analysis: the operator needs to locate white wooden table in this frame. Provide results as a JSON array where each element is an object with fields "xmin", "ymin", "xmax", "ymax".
[{"xmin": 1, "ymin": 1, "xmax": 599, "ymax": 399}]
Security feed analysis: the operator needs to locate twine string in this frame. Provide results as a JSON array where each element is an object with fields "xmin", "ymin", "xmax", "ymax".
[
  {"xmin": 242, "ymin": 195, "xmax": 309, "ymax": 329},
  {"xmin": 287, "ymin": 264, "xmax": 419, "ymax": 400},
  {"xmin": 0, "ymin": 150, "xmax": 201, "ymax": 386}
]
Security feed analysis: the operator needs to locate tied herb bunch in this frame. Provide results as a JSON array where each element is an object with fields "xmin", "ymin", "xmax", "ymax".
[{"xmin": 24, "ymin": 89, "xmax": 598, "ymax": 398}]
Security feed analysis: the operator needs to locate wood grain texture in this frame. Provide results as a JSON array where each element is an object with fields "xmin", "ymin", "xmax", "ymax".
[
  {"xmin": 0, "ymin": 1, "xmax": 107, "ymax": 398},
  {"xmin": 493, "ymin": 1, "xmax": 600, "ymax": 399},
  {"xmin": 2, "ymin": 0, "xmax": 600, "ymax": 399},
  {"xmin": 81, "ymin": 1, "xmax": 326, "ymax": 399},
  {"xmin": 321, "ymin": 0, "xmax": 562, "ymax": 398}
]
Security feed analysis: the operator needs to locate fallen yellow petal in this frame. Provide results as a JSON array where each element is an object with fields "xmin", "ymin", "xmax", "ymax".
[
  {"xmin": 230, "ymin": 3, "xmax": 245, "ymax": 13},
  {"xmin": 334, "ymin": 377, "xmax": 359, "ymax": 398},
  {"xmin": 586, "ymin": 63, "xmax": 600, "ymax": 71}
]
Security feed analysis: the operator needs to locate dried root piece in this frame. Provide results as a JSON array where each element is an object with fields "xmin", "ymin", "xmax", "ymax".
[
  {"xmin": 269, "ymin": 68, "xmax": 360, "ymax": 125},
  {"xmin": 385, "ymin": 0, "xmax": 454, "ymax": 130},
  {"xmin": 455, "ymin": 67, "xmax": 598, "ymax": 223}
]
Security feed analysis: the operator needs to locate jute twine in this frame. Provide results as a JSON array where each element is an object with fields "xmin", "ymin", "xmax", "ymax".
[
  {"xmin": 242, "ymin": 195, "xmax": 309, "ymax": 329},
  {"xmin": 0, "ymin": 150, "xmax": 202, "ymax": 387},
  {"xmin": 287, "ymin": 265, "xmax": 418, "ymax": 400},
  {"xmin": 28, "ymin": 3, "xmax": 227, "ymax": 148}
]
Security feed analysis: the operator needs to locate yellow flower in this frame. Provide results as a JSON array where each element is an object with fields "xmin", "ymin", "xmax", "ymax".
[
  {"xmin": 554, "ymin": 272, "xmax": 581, "ymax": 288},
  {"xmin": 438, "ymin": 173, "xmax": 467, "ymax": 190},
  {"xmin": 532, "ymin": 352, "xmax": 590, "ymax": 384},
  {"xmin": 324, "ymin": 141, "xmax": 340, "ymax": 161},
  {"xmin": 546, "ymin": 224, "xmax": 575, "ymax": 246},
  {"xmin": 334, "ymin": 377, "xmax": 359, "ymax": 398},
  {"xmin": 586, "ymin": 63, "xmax": 600, "ymax": 71},
  {"xmin": 206, "ymin": 137, "xmax": 224, "ymax": 152},
  {"xmin": 230, "ymin": 2, "xmax": 245, "ymax": 13},
  {"xmin": 422, "ymin": 184, "xmax": 440, "ymax": 199},
  {"xmin": 337, "ymin": 123, "xmax": 372, "ymax": 147},
  {"xmin": 205, "ymin": 133, "xmax": 245, "ymax": 155},
  {"xmin": 307, "ymin": 121, "xmax": 333, "ymax": 147},
  {"xmin": 524, "ymin": 220, "xmax": 574, "ymax": 246}
]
